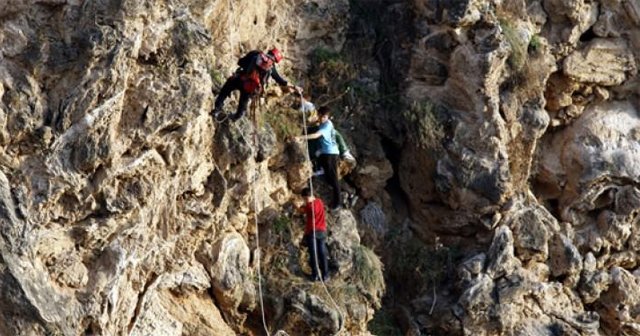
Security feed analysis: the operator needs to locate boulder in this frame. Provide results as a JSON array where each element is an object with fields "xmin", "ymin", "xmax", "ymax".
[
  {"xmin": 196, "ymin": 232, "xmax": 255, "ymax": 324},
  {"xmin": 563, "ymin": 38, "xmax": 637, "ymax": 86},
  {"xmin": 328, "ymin": 209, "xmax": 361, "ymax": 275},
  {"xmin": 504, "ymin": 204, "xmax": 555, "ymax": 262},
  {"xmin": 598, "ymin": 267, "xmax": 640, "ymax": 334},
  {"xmin": 549, "ymin": 233, "xmax": 583, "ymax": 286},
  {"xmin": 485, "ymin": 226, "xmax": 521, "ymax": 279}
]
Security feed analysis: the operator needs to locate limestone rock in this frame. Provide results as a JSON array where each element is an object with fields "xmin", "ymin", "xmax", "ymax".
[
  {"xmin": 504, "ymin": 204, "xmax": 555, "ymax": 262},
  {"xmin": 537, "ymin": 101, "xmax": 640, "ymax": 226},
  {"xmin": 531, "ymin": 282, "xmax": 600, "ymax": 334},
  {"xmin": 485, "ymin": 226, "xmax": 520, "ymax": 279},
  {"xmin": 284, "ymin": 289, "xmax": 342, "ymax": 334},
  {"xmin": 455, "ymin": 273, "xmax": 496, "ymax": 334},
  {"xmin": 598, "ymin": 267, "xmax": 640, "ymax": 334},
  {"xmin": 549, "ymin": 233, "xmax": 583, "ymax": 285},
  {"xmin": 283, "ymin": 140, "xmax": 312, "ymax": 192},
  {"xmin": 358, "ymin": 201, "xmax": 387, "ymax": 246},
  {"xmin": 4, "ymin": 0, "xmax": 640, "ymax": 335},
  {"xmin": 328, "ymin": 209, "xmax": 361, "ymax": 275},
  {"xmin": 352, "ymin": 156, "xmax": 393, "ymax": 200},
  {"xmin": 196, "ymin": 232, "xmax": 255, "ymax": 326},
  {"xmin": 458, "ymin": 253, "xmax": 486, "ymax": 284},
  {"xmin": 442, "ymin": 0, "xmax": 482, "ymax": 27},
  {"xmin": 579, "ymin": 252, "xmax": 612, "ymax": 304},
  {"xmin": 563, "ymin": 38, "xmax": 637, "ymax": 86},
  {"xmin": 543, "ymin": 0, "xmax": 598, "ymax": 46}
]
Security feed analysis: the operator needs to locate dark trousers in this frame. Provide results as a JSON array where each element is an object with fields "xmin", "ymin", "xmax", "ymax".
[
  {"xmin": 318, "ymin": 154, "xmax": 341, "ymax": 208},
  {"xmin": 305, "ymin": 233, "xmax": 329, "ymax": 280},
  {"xmin": 214, "ymin": 75, "xmax": 251, "ymax": 118}
]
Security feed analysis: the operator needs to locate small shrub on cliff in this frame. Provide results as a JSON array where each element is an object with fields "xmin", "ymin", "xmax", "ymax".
[
  {"xmin": 307, "ymin": 47, "xmax": 356, "ymax": 109},
  {"xmin": 264, "ymin": 107, "xmax": 301, "ymax": 141},
  {"xmin": 529, "ymin": 34, "xmax": 541, "ymax": 53},
  {"xmin": 209, "ymin": 68, "xmax": 226, "ymax": 89},
  {"xmin": 404, "ymin": 100, "xmax": 445, "ymax": 150},
  {"xmin": 368, "ymin": 307, "xmax": 402, "ymax": 336},
  {"xmin": 499, "ymin": 19, "xmax": 528, "ymax": 70},
  {"xmin": 353, "ymin": 245, "xmax": 385, "ymax": 303},
  {"xmin": 272, "ymin": 214, "xmax": 291, "ymax": 236}
]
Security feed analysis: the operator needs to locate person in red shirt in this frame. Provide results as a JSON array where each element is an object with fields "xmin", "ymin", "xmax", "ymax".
[{"xmin": 300, "ymin": 187, "xmax": 329, "ymax": 281}]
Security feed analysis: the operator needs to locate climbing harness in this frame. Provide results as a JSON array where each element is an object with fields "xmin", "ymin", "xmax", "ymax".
[{"xmin": 299, "ymin": 91, "xmax": 346, "ymax": 336}]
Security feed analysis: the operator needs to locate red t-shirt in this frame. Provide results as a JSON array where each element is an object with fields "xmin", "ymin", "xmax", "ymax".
[{"xmin": 304, "ymin": 198, "xmax": 326, "ymax": 235}]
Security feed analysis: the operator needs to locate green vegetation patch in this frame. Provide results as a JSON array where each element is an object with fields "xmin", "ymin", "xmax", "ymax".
[
  {"xmin": 499, "ymin": 19, "xmax": 528, "ymax": 70},
  {"xmin": 353, "ymin": 245, "xmax": 385, "ymax": 303},
  {"xmin": 264, "ymin": 107, "xmax": 301, "ymax": 141},
  {"xmin": 368, "ymin": 306, "xmax": 403, "ymax": 336},
  {"xmin": 209, "ymin": 68, "xmax": 226, "ymax": 89},
  {"xmin": 529, "ymin": 34, "xmax": 541, "ymax": 53},
  {"xmin": 404, "ymin": 99, "xmax": 446, "ymax": 149}
]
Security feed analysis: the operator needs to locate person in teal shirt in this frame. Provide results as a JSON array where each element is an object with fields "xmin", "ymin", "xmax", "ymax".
[
  {"xmin": 298, "ymin": 94, "xmax": 355, "ymax": 163},
  {"xmin": 296, "ymin": 106, "xmax": 342, "ymax": 211}
]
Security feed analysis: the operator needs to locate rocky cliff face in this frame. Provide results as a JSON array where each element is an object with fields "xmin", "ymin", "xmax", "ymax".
[
  {"xmin": 367, "ymin": 0, "xmax": 640, "ymax": 335},
  {"xmin": 2, "ymin": 0, "xmax": 640, "ymax": 335},
  {"xmin": 0, "ymin": 1, "xmax": 382, "ymax": 335}
]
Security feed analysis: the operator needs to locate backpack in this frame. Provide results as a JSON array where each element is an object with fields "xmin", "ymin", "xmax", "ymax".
[
  {"xmin": 237, "ymin": 50, "xmax": 261, "ymax": 71},
  {"xmin": 237, "ymin": 50, "xmax": 273, "ymax": 73},
  {"xmin": 237, "ymin": 50, "xmax": 273, "ymax": 94}
]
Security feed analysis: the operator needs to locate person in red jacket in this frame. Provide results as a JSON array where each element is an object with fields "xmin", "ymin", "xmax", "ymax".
[
  {"xmin": 299, "ymin": 187, "xmax": 329, "ymax": 281},
  {"xmin": 212, "ymin": 48, "xmax": 299, "ymax": 121}
]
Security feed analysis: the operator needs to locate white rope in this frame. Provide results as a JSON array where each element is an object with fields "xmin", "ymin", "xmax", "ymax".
[
  {"xmin": 226, "ymin": 99, "xmax": 271, "ymax": 336},
  {"xmin": 299, "ymin": 93, "xmax": 345, "ymax": 335},
  {"xmin": 249, "ymin": 100, "xmax": 271, "ymax": 336}
]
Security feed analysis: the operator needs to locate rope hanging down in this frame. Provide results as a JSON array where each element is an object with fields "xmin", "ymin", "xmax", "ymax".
[
  {"xmin": 299, "ymin": 91, "xmax": 345, "ymax": 336},
  {"xmin": 214, "ymin": 91, "xmax": 343, "ymax": 335},
  {"xmin": 221, "ymin": 98, "xmax": 272, "ymax": 336},
  {"xmin": 249, "ymin": 98, "xmax": 271, "ymax": 336}
]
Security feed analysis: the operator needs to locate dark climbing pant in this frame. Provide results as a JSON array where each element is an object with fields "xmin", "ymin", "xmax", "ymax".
[
  {"xmin": 214, "ymin": 75, "xmax": 251, "ymax": 119},
  {"xmin": 318, "ymin": 154, "xmax": 341, "ymax": 209},
  {"xmin": 305, "ymin": 233, "xmax": 329, "ymax": 280}
]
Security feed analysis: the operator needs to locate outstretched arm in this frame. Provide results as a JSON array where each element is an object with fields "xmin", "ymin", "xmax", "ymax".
[
  {"xmin": 270, "ymin": 66, "xmax": 289, "ymax": 86},
  {"xmin": 271, "ymin": 66, "xmax": 303, "ymax": 92},
  {"xmin": 296, "ymin": 132, "xmax": 322, "ymax": 141}
]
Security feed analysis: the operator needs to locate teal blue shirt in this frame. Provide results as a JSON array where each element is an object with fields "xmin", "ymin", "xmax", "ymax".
[{"xmin": 318, "ymin": 120, "xmax": 339, "ymax": 155}]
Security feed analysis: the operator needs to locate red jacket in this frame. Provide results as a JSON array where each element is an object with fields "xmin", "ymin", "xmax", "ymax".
[{"xmin": 304, "ymin": 198, "xmax": 326, "ymax": 235}]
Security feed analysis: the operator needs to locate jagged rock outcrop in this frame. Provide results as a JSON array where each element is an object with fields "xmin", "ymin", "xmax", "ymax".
[
  {"xmin": 3, "ymin": 0, "xmax": 640, "ymax": 335},
  {"xmin": 0, "ymin": 0, "xmax": 382, "ymax": 335},
  {"xmin": 357, "ymin": 0, "xmax": 640, "ymax": 335}
]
